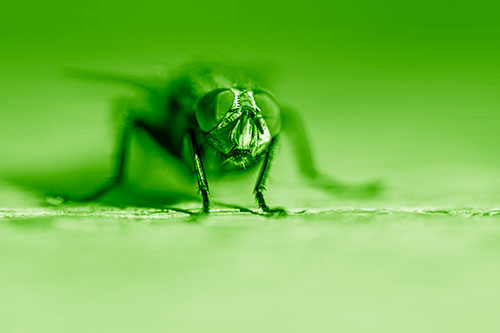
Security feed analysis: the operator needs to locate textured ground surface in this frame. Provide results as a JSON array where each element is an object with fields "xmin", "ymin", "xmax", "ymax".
[{"xmin": 2, "ymin": 203, "xmax": 500, "ymax": 333}]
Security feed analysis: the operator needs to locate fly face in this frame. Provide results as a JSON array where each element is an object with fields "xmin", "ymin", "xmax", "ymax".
[{"xmin": 195, "ymin": 88, "xmax": 282, "ymax": 168}]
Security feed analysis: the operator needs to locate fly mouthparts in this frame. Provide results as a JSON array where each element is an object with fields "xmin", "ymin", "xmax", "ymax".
[{"xmin": 231, "ymin": 149, "xmax": 251, "ymax": 158}]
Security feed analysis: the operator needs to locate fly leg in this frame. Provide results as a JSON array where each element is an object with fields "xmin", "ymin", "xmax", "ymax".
[
  {"xmin": 281, "ymin": 106, "xmax": 381, "ymax": 197},
  {"xmin": 188, "ymin": 131, "xmax": 211, "ymax": 214},
  {"xmin": 78, "ymin": 115, "xmax": 136, "ymax": 201},
  {"xmin": 77, "ymin": 97, "xmax": 146, "ymax": 202},
  {"xmin": 254, "ymin": 137, "xmax": 286, "ymax": 216},
  {"xmin": 48, "ymin": 98, "xmax": 138, "ymax": 204}
]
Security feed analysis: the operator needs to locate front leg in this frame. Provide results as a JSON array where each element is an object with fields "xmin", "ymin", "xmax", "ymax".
[
  {"xmin": 188, "ymin": 131, "xmax": 211, "ymax": 214},
  {"xmin": 254, "ymin": 137, "xmax": 286, "ymax": 216}
]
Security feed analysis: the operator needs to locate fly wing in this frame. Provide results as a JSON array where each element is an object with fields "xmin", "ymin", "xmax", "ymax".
[{"xmin": 63, "ymin": 68, "xmax": 166, "ymax": 95}]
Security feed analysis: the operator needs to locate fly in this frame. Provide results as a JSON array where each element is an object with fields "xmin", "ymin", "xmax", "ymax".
[{"xmin": 67, "ymin": 62, "xmax": 380, "ymax": 215}]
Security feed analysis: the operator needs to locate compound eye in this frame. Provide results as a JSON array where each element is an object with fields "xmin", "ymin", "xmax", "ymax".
[
  {"xmin": 195, "ymin": 89, "xmax": 235, "ymax": 132},
  {"xmin": 254, "ymin": 92, "xmax": 281, "ymax": 136}
]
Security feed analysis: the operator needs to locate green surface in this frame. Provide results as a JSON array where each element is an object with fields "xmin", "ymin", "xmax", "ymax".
[
  {"xmin": 2, "ymin": 208, "xmax": 500, "ymax": 332},
  {"xmin": 2, "ymin": 0, "xmax": 500, "ymax": 332}
]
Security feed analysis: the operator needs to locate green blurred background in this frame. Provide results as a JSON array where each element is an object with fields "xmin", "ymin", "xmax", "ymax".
[
  {"xmin": 2, "ymin": 0, "xmax": 500, "ymax": 206},
  {"xmin": 2, "ymin": 1, "xmax": 500, "ymax": 332}
]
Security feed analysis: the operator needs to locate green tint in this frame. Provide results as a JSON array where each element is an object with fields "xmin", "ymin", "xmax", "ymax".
[
  {"xmin": 254, "ymin": 92, "xmax": 282, "ymax": 136},
  {"xmin": 2, "ymin": 0, "xmax": 500, "ymax": 332},
  {"xmin": 196, "ymin": 89, "xmax": 235, "ymax": 132}
]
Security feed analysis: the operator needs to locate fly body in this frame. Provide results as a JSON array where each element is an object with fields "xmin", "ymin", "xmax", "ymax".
[
  {"xmin": 159, "ymin": 63, "xmax": 280, "ymax": 172},
  {"xmin": 74, "ymin": 62, "xmax": 380, "ymax": 215}
]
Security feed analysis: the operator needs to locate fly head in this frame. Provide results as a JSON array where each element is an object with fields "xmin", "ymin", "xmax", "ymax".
[{"xmin": 195, "ymin": 88, "xmax": 281, "ymax": 168}]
